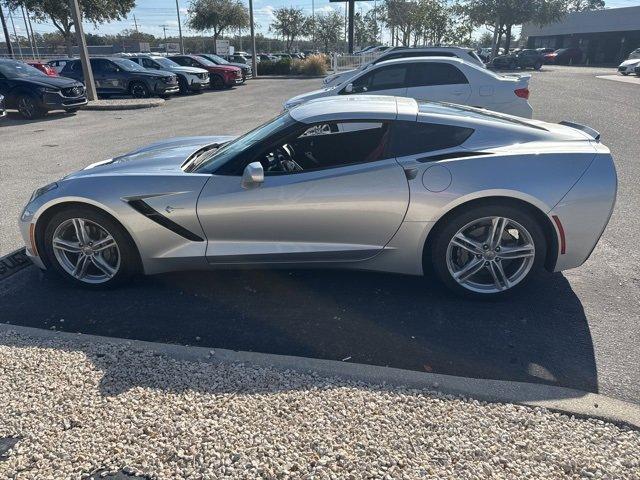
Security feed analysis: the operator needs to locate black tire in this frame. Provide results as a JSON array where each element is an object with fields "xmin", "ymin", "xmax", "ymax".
[
  {"xmin": 178, "ymin": 76, "xmax": 190, "ymax": 94},
  {"xmin": 621, "ymin": 72, "xmax": 629, "ymax": 76},
  {"xmin": 17, "ymin": 94, "xmax": 46, "ymax": 119},
  {"xmin": 533, "ymin": 61, "xmax": 542, "ymax": 70},
  {"xmin": 42, "ymin": 206, "xmax": 140, "ymax": 289},
  {"xmin": 428, "ymin": 203, "xmax": 546, "ymax": 299},
  {"xmin": 129, "ymin": 81, "xmax": 150, "ymax": 98},
  {"xmin": 210, "ymin": 75, "xmax": 225, "ymax": 90}
]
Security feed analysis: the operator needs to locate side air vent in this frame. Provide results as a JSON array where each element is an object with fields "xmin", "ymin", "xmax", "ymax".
[{"xmin": 127, "ymin": 199, "xmax": 204, "ymax": 242}]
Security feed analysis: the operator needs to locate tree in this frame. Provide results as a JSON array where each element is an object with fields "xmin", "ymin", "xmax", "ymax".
[
  {"xmin": 269, "ymin": 7, "xmax": 309, "ymax": 53},
  {"xmin": 4, "ymin": 0, "xmax": 135, "ymax": 56},
  {"xmin": 313, "ymin": 11, "xmax": 343, "ymax": 53},
  {"xmin": 354, "ymin": 9, "xmax": 380, "ymax": 48},
  {"xmin": 567, "ymin": 0, "xmax": 604, "ymax": 11},
  {"xmin": 188, "ymin": 0, "xmax": 248, "ymax": 53},
  {"xmin": 461, "ymin": 0, "xmax": 566, "ymax": 54}
]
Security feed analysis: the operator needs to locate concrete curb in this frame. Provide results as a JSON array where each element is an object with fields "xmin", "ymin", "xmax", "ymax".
[
  {"xmin": 83, "ymin": 99, "xmax": 165, "ymax": 111},
  {"xmin": 1, "ymin": 323, "xmax": 638, "ymax": 429}
]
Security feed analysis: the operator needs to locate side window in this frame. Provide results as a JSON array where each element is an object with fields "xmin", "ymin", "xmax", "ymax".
[
  {"xmin": 388, "ymin": 121, "xmax": 474, "ymax": 157},
  {"xmin": 171, "ymin": 57, "xmax": 187, "ymax": 66},
  {"xmin": 410, "ymin": 63, "xmax": 468, "ymax": 87},
  {"xmin": 353, "ymin": 65, "xmax": 408, "ymax": 93},
  {"xmin": 262, "ymin": 121, "xmax": 391, "ymax": 174},
  {"xmin": 89, "ymin": 59, "xmax": 104, "ymax": 72},
  {"xmin": 141, "ymin": 58, "xmax": 158, "ymax": 69}
]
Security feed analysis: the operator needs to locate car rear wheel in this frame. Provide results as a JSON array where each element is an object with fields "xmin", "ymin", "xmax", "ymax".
[
  {"xmin": 43, "ymin": 206, "xmax": 139, "ymax": 288},
  {"xmin": 129, "ymin": 81, "xmax": 150, "ymax": 98},
  {"xmin": 17, "ymin": 94, "xmax": 46, "ymax": 119},
  {"xmin": 429, "ymin": 204, "xmax": 546, "ymax": 299}
]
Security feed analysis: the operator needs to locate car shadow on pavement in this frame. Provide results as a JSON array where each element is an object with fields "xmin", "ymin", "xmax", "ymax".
[
  {"xmin": 0, "ymin": 110, "xmax": 79, "ymax": 126},
  {"xmin": 0, "ymin": 265, "xmax": 596, "ymax": 399}
]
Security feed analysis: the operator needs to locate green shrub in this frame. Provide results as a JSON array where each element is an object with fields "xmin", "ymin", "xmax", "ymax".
[
  {"xmin": 300, "ymin": 54, "xmax": 328, "ymax": 76},
  {"xmin": 256, "ymin": 59, "xmax": 292, "ymax": 75}
]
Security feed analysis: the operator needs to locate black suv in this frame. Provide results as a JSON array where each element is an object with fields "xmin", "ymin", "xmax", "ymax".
[
  {"xmin": 490, "ymin": 49, "xmax": 544, "ymax": 70},
  {"xmin": 0, "ymin": 58, "xmax": 87, "ymax": 119},
  {"xmin": 61, "ymin": 57, "xmax": 179, "ymax": 98}
]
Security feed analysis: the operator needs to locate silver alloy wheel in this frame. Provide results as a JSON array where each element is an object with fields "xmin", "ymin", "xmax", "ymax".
[
  {"xmin": 52, "ymin": 218, "xmax": 120, "ymax": 284},
  {"xmin": 446, "ymin": 216, "xmax": 535, "ymax": 294},
  {"xmin": 18, "ymin": 96, "xmax": 35, "ymax": 118}
]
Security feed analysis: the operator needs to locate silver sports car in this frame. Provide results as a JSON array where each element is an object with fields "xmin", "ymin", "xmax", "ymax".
[{"xmin": 19, "ymin": 96, "xmax": 617, "ymax": 298}]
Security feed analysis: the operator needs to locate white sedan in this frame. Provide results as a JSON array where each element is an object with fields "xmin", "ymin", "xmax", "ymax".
[
  {"xmin": 285, "ymin": 57, "xmax": 533, "ymax": 118},
  {"xmin": 617, "ymin": 48, "xmax": 640, "ymax": 75}
]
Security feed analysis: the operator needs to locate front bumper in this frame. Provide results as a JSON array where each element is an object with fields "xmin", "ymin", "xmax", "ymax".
[
  {"xmin": 156, "ymin": 83, "xmax": 180, "ymax": 95},
  {"xmin": 41, "ymin": 90, "xmax": 88, "ymax": 110}
]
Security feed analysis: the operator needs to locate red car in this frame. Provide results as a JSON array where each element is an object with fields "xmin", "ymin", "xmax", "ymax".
[
  {"xmin": 26, "ymin": 61, "xmax": 58, "ymax": 77},
  {"xmin": 168, "ymin": 54, "xmax": 242, "ymax": 89}
]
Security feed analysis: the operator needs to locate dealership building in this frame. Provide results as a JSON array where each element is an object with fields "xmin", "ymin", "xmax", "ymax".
[{"xmin": 522, "ymin": 6, "xmax": 640, "ymax": 64}]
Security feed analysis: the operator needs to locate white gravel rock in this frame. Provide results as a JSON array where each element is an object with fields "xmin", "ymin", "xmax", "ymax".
[{"xmin": 0, "ymin": 330, "xmax": 638, "ymax": 479}]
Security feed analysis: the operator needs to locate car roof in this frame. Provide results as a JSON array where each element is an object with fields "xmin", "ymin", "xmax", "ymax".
[{"xmin": 290, "ymin": 95, "xmax": 418, "ymax": 123}]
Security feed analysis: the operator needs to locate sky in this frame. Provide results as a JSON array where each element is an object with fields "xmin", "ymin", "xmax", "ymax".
[{"xmin": 3, "ymin": 0, "xmax": 640, "ymax": 43}]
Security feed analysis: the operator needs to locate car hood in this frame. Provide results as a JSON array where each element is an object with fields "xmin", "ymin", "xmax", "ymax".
[
  {"xmin": 619, "ymin": 58, "xmax": 640, "ymax": 67},
  {"xmin": 166, "ymin": 66, "xmax": 208, "ymax": 74},
  {"xmin": 134, "ymin": 69, "xmax": 174, "ymax": 78},
  {"xmin": 13, "ymin": 75, "xmax": 82, "ymax": 89},
  {"xmin": 228, "ymin": 62, "xmax": 250, "ymax": 70},
  {"xmin": 66, "ymin": 136, "xmax": 237, "ymax": 178},
  {"xmin": 284, "ymin": 86, "xmax": 338, "ymax": 108}
]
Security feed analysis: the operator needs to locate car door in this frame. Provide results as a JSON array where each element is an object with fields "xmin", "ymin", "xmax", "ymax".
[
  {"xmin": 196, "ymin": 120, "xmax": 410, "ymax": 264},
  {"xmin": 346, "ymin": 64, "xmax": 409, "ymax": 97},
  {"xmin": 405, "ymin": 62, "xmax": 472, "ymax": 104}
]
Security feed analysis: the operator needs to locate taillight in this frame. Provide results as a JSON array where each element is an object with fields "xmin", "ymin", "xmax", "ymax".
[{"xmin": 514, "ymin": 87, "xmax": 529, "ymax": 99}]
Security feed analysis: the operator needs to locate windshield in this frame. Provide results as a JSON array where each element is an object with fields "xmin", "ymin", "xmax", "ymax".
[
  {"xmin": 0, "ymin": 60, "xmax": 47, "ymax": 78},
  {"xmin": 205, "ymin": 54, "xmax": 228, "ymax": 64},
  {"xmin": 192, "ymin": 113, "xmax": 297, "ymax": 173},
  {"xmin": 194, "ymin": 56, "xmax": 216, "ymax": 67},
  {"xmin": 152, "ymin": 57, "xmax": 179, "ymax": 68},
  {"xmin": 112, "ymin": 58, "xmax": 146, "ymax": 72}
]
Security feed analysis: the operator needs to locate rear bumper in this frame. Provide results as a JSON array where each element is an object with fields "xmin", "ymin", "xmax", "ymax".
[{"xmin": 549, "ymin": 151, "xmax": 617, "ymax": 272}]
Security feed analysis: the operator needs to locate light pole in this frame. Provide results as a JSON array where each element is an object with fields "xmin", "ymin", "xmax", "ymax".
[
  {"xmin": 69, "ymin": 0, "xmax": 97, "ymax": 101},
  {"xmin": 175, "ymin": 0, "xmax": 184, "ymax": 54},
  {"xmin": 0, "ymin": 6, "xmax": 14, "ymax": 58},
  {"xmin": 248, "ymin": 0, "xmax": 257, "ymax": 77}
]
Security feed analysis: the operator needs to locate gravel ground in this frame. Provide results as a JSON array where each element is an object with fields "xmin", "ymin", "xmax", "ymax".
[{"xmin": 0, "ymin": 331, "xmax": 638, "ymax": 480}]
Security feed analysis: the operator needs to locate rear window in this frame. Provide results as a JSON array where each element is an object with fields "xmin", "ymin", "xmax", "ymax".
[
  {"xmin": 418, "ymin": 102, "xmax": 547, "ymax": 131},
  {"xmin": 387, "ymin": 121, "xmax": 474, "ymax": 158}
]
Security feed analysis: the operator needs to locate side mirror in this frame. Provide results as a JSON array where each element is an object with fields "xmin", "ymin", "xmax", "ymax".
[
  {"xmin": 241, "ymin": 161, "xmax": 264, "ymax": 189},
  {"xmin": 344, "ymin": 83, "xmax": 354, "ymax": 94}
]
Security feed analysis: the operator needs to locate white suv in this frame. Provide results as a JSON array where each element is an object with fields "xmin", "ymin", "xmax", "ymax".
[{"xmin": 324, "ymin": 46, "xmax": 485, "ymax": 87}]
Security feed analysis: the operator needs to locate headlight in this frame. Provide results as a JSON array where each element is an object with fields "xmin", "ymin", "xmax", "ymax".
[{"xmin": 29, "ymin": 182, "xmax": 58, "ymax": 203}]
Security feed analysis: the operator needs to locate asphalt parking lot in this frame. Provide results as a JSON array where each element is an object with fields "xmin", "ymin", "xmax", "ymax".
[{"xmin": 1, "ymin": 67, "xmax": 638, "ymax": 404}]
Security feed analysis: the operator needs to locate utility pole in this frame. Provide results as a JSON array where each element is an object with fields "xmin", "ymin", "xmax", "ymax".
[
  {"xmin": 347, "ymin": 0, "xmax": 354, "ymax": 53},
  {"xmin": 8, "ymin": 9, "xmax": 22, "ymax": 59},
  {"xmin": 26, "ymin": 9, "xmax": 39, "ymax": 58},
  {"xmin": 248, "ymin": 0, "xmax": 257, "ymax": 77},
  {"xmin": 133, "ymin": 14, "xmax": 139, "ymax": 35},
  {"xmin": 0, "ymin": 6, "xmax": 14, "ymax": 58},
  {"xmin": 160, "ymin": 25, "xmax": 168, "ymax": 54},
  {"xmin": 312, "ymin": 0, "xmax": 315, "ymax": 49},
  {"xmin": 175, "ymin": 0, "xmax": 184, "ymax": 54},
  {"xmin": 20, "ymin": 5, "xmax": 35, "ymax": 58},
  {"xmin": 69, "ymin": 0, "xmax": 97, "ymax": 101}
]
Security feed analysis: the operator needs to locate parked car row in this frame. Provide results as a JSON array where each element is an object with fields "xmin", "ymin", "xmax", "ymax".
[{"xmin": 0, "ymin": 54, "xmax": 249, "ymax": 119}]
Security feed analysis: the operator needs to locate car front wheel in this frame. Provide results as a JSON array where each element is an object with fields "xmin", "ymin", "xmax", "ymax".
[
  {"xmin": 43, "ymin": 206, "xmax": 139, "ymax": 288},
  {"xmin": 429, "ymin": 204, "xmax": 546, "ymax": 299},
  {"xmin": 129, "ymin": 81, "xmax": 150, "ymax": 98},
  {"xmin": 17, "ymin": 94, "xmax": 46, "ymax": 119}
]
